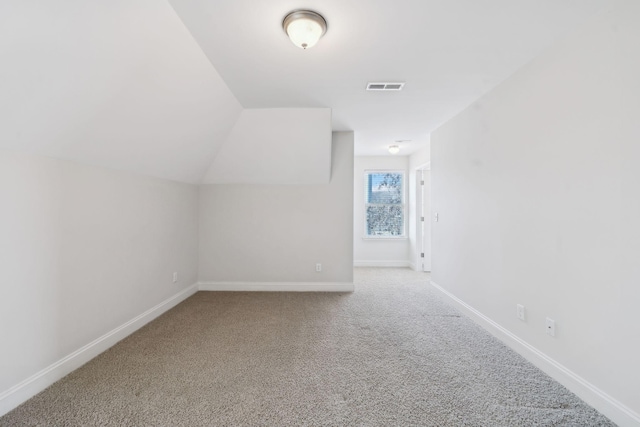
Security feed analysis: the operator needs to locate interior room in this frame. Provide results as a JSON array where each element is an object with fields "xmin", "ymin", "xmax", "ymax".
[{"xmin": 1, "ymin": 0, "xmax": 638, "ymax": 425}]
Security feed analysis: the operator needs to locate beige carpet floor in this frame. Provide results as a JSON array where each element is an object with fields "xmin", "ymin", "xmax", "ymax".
[{"xmin": 1, "ymin": 268, "xmax": 614, "ymax": 426}]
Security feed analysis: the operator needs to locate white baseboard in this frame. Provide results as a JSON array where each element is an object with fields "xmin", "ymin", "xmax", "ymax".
[
  {"xmin": 430, "ymin": 281, "xmax": 640, "ymax": 427},
  {"xmin": 0, "ymin": 283, "xmax": 199, "ymax": 417},
  {"xmin": 198, "ymin": 281, "xmax": 354, "ymax": 292},
  {"xmin": 353, "ymin": 260, "xmax": 410, "ymax": 268}
]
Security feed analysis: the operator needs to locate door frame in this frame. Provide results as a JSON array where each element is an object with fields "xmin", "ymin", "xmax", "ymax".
[{"xmin": 414, "ymin": 162, "xmax": 431, "ymax": 271}]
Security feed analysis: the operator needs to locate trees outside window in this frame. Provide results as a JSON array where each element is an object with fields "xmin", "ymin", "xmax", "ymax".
[{"xmin": 365, "ymin": 171, "xmax": 405, "ymax": 237}]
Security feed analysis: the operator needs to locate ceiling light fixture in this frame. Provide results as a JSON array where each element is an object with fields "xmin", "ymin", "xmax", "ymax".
[
  {"xmin": 388, "ymin": 145, "xmax": 400, "ymax": 155},
  {"xmin": 283, "ymin": 10, "xmax": 327, "ymax": 50}
]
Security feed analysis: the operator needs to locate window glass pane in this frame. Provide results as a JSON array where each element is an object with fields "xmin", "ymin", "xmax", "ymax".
[
  {"xmin": 366, "ymin": 205, "xmax": 404, "ymax": 236},
  {"xmin": 366, "ymin": 173, "xmax": 402, "ymax": 204}
]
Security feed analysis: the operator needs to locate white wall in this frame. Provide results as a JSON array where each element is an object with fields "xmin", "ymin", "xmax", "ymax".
[
  {"xmin": 0, "ymin": 149, "xmax": 199, "ymax": 414},
  {"xmin": 199, "ymin": 132, "xmax": 354, "ymax": 284},
  {"xmin": 431, "ymin": 2, "xmax": 640, "ymax": 425},
  {"xmin": 408, "ymin": 144, "xmax": 431, "ymax": 271},
  {"xmin": 353, "ymin": 156, "xmax": 409, "ymax": 267}
]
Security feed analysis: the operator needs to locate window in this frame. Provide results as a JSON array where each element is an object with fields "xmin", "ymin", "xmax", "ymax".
[{"xmin": 364, "ymin": 171, "xmax": 405, "ymax": 237}]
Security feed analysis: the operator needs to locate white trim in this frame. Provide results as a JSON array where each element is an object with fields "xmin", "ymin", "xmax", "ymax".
[
  {"xmin": 361, "ymin": 236, "xmax": 408, "ymax": 241},
  {"xmin": 353, "ymin": 260, "xmax": 410, "ymax": 268},
  {"xmin": 409, "ymin": 262, "xmax": 417, "ymax": 271},
  {"xmin": 430, "ymin": 281, "xmax": 640, "ymax": 427},
  {"xmin": 198, "ymin": 281, "xmax": 354, "ymax": 292},
  {"xmin": 0, "ymin": 283, "xmax": 199, "ymax": 417}
]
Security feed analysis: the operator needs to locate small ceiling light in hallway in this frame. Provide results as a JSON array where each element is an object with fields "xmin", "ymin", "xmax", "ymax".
[
  {"xmin": 283, "ymin": 10, "xmax": 327, "ymax": 49},
  {"xmin": 388, "ymin": 145, "xmax": 400, "ymax": 154}
]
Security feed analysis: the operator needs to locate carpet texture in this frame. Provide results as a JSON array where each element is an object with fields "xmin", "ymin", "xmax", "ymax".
[{"xmin": 1, "ymin": 268, "xmax": 614, "ymax": 426}]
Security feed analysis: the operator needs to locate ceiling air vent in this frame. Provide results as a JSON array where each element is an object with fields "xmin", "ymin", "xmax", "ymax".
[{"xmin": 366, "ymin": 82, "xmax": 405, "ymax": 91}]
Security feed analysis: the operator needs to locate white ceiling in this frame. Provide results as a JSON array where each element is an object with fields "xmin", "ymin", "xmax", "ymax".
[
  {"xmin": 0, "ymin": 0, "xmax": 242, "ymax": 184},
  {"xmin": 0, "ymin": 0, "xmax": 615, "ymax": 185},
  {"xmin": 203, "ymin": 108, "xmax": 332, "ymax": 184},
  {"xmin": 169, "ymin": 0, "xmax": 613, "ymax": 156}
]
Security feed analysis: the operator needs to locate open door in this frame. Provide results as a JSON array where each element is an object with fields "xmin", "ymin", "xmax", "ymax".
[{"xmin": 418, "ymin": 168, "xmax": 431, "ymax": 271}]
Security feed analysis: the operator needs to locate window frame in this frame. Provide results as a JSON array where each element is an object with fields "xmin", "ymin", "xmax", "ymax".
[{"xmin": 363, "ymin": 169, "xmax": 407, "ymax": 239}]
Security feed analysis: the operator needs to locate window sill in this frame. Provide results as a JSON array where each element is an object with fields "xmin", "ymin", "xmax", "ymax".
[{"xmin": 362, "ymin": 236, "xmax": 408, "ymax": 241}]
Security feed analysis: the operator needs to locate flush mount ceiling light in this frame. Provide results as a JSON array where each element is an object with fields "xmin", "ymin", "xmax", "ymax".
[
  {"xmin": 282, "ymin": 10, "xmax": 327, "ymax": 49},
  {"xmin": 388, "ymin": 145, "xmax": 400, "ymax": 155}
]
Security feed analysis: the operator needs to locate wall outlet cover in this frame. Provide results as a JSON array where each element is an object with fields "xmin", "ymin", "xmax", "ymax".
[{"xmin": 546, "ymin": 317, "xmax": 556, "ymax": 337}]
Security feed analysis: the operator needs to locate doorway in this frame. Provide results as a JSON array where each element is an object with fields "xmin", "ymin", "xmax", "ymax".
[{"xmin": 415, "ymin": 165, "xmax": 431, "ymax": 271}]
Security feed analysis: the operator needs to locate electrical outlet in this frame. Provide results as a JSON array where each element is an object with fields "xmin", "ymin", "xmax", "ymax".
[
  {"xmin": 546, "ymin": 317, "xmax": 556, "ymax": 337},
  {"xmin": 316, "ymin": 263, "xmax": 322, "ymax": 272},
  {"xmin": 173, "ymin": 272, "xmax": 178, "ymax": 283},
  {"xmin": 516, "ymin": 304, "xmax": 525, "ymax": 321}
]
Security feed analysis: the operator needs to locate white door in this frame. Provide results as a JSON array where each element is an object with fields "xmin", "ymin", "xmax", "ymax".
[{"xmin": 420, "ymin": 169, "xmax": 431, "ymax": 271}]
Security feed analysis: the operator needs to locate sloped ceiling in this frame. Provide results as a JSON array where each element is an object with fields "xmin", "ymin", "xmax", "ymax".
[
  {"xmin": 203, "ymin": 108, "xmax": 332, "ymax": 185},
  {"xmin": 0, "ymin": 0, "xmax": 616, "ymax": 183},
  {"xmin": 0, "ymin": 0, "xmax": 242, "ymax": 184}
]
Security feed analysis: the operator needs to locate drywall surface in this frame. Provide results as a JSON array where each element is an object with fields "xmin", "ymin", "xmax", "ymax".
[
  {"xmin": 203, "ymin": 108, "xmax": 332, "ymax": 185},
  {"xmin": 0, "ymin": 150, "xmax": 198, "ymax": 396},
  {"xmin": 353, "ymin": 156, "xmax": 410, "ymax": 266},
  {"xmin": 0, "ymin": 0, "xmax": 242, "ymax": 184},
  {"xmin": 431, "ymin": 1, "xmax": 640, "ymax": 421},
  {"xmin": 199, "ymin": 132, "xmax": 354, "ymax": 283}
]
